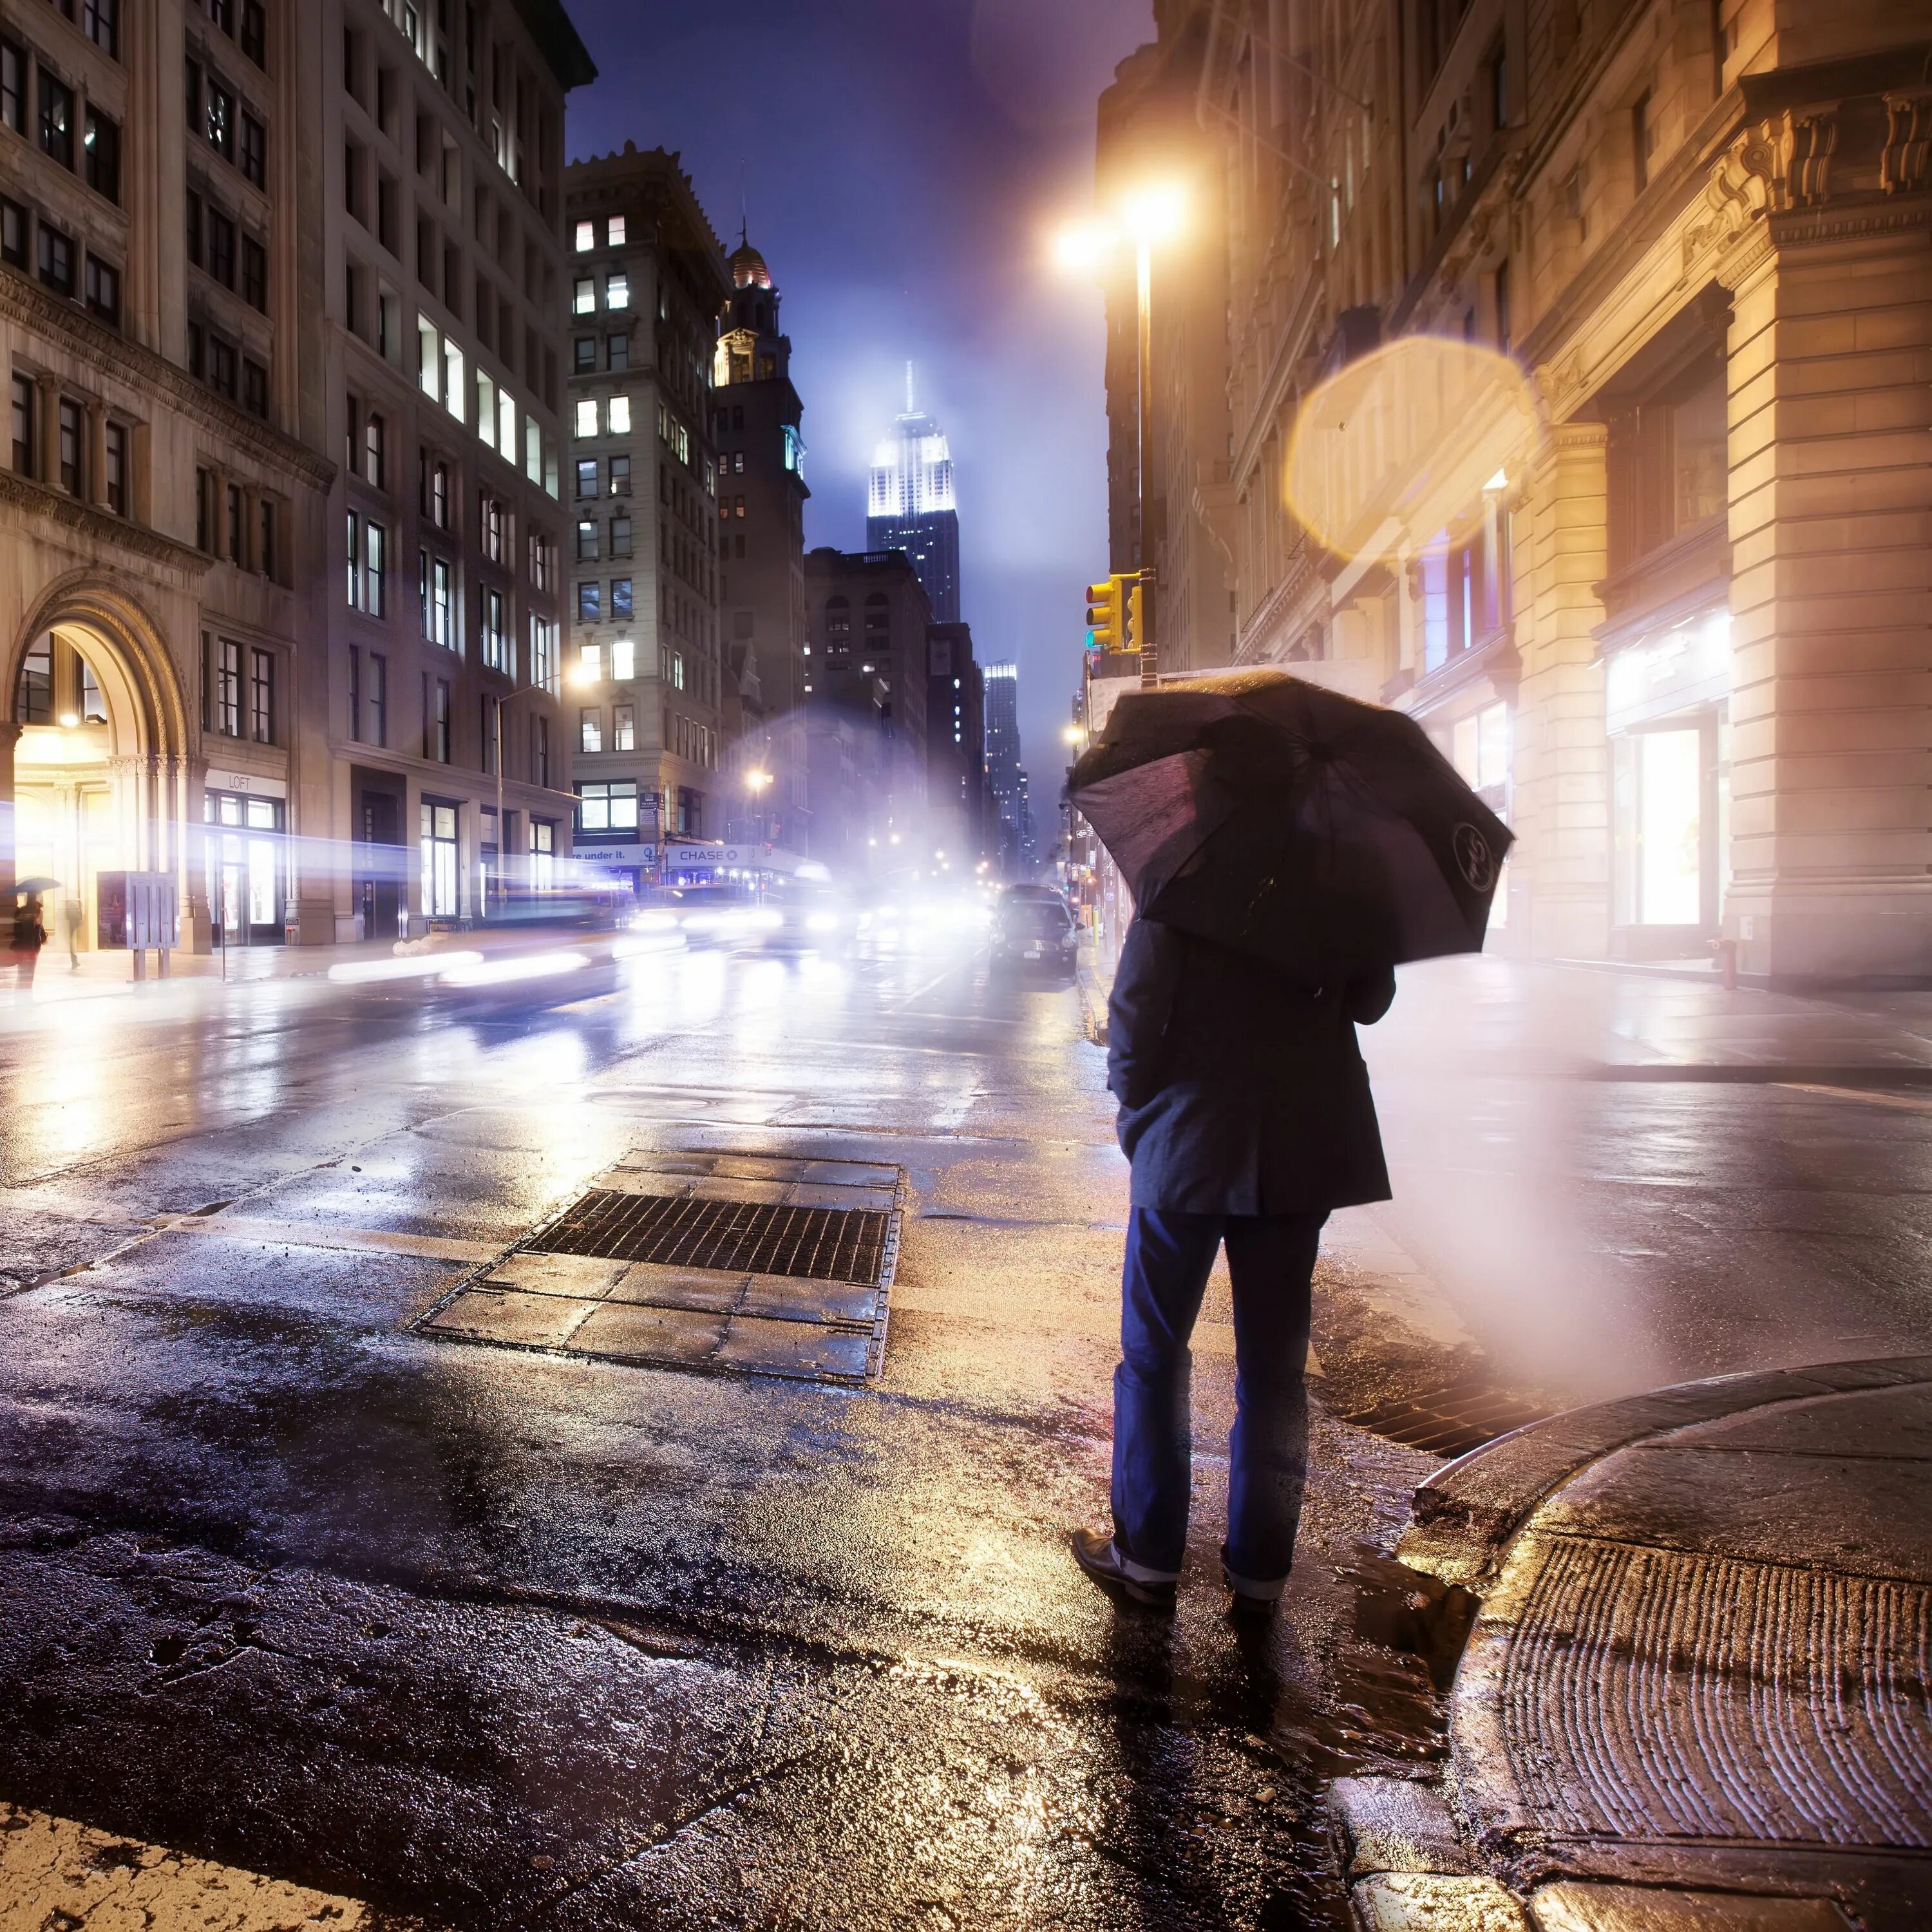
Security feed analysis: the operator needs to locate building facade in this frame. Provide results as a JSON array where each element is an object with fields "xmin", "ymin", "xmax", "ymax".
[
  {"xmin": 865, "ymin": 368, "xmax": 961, "ymax": 625},
  {"xmin": 924, "ymin": 619, "xmax": 988, "ymax": 868},
  {"xmin": 563, "ymin": 144, "xmax": 730, "ymax": 888},
  {"xmin": 315, "ymin": 0, "xmax": 591, "ymax": 941},
  {"xmin": 713, "ymin": 232, "xmax": 809, "ymax": 853},
  {"xmin": 802, "ymin": 545, "xmax": 929, "ymax": 873},
  {"xmin": 982, "ymin": 658, "xmax": 1029, "ymax": 875},
  {"xmin": 0, "ymin": 0, "xmax": 591, "ymax": 956},
  {"xmin": 1104, "ymin": 0, "xmax": 1932, "ymax": 983}
]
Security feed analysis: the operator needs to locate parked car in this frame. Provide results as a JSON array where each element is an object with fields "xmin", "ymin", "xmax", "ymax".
[{"xmin": 992, "ymin": 887, "xmax": 1079, "ymax": 976}]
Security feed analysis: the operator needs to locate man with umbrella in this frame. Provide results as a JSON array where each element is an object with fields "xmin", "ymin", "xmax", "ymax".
[{"xmin": 1065, "ymin": 669, "xmax": 1511, "ymax": 1615}]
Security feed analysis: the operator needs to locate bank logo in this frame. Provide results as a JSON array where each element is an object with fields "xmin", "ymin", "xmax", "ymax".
[{"xmin": 1453, "ymin": 823, "xmax": 1497, "ymax": 893}]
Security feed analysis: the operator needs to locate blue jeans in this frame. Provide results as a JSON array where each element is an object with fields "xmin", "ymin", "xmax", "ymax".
[{"xmin": 1111, "ymin": 1208, "xmax": 1323, "ymax": 1587}]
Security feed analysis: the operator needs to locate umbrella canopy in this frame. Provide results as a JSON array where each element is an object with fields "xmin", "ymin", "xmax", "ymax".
[
  {"xmin": 1068, "ymin": 669, "xmax": 1512, "ymax": 982},
  {"xmin": 12, "ymin": 877, "xmax": 60, "ymax": 896}
]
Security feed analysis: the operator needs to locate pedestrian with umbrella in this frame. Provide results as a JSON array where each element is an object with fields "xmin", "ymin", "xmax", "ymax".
[
  {"xmin": 8, "ymin": 879, "xmax": 57, "ymax": 999},
  {"xmin": 1065, "ymin": 668, "xmax": 1511, "ymax": 1616}
]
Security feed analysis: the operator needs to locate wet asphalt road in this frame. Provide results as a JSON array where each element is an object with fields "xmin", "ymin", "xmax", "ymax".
[
  {"xmin": 1, "ymin": 934, "xmax": 1927, "ymax": 1926},
  {"xmin": 0, "ymin": 929, "xmax": 1437, "ymax": 1931}
]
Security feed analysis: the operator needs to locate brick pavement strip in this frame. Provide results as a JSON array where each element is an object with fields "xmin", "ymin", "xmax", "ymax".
[{"xmin": 0, "ymin": 1801, "xmax": 371, "ymax": 1930}]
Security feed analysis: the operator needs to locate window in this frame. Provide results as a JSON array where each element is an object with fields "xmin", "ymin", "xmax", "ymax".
[
  {"xmin": 1, "ymin": 198, "xmax": 25, "ymax": 267},
  {"xmin": 573, "ymin": 218, "xmax": 594, "ymax": 252},
  {"xmin": 531, "ymin": 816, "xmax": 554, "ymax": 886},
  {"xmin": 84, "ymin": 109, "xmax": 120, "ymax": 202},
  {"xmin": 430, "ymin": 457, "xmax": 450, "ymax": 527},
  {"xmin": 577, "ymin": 581, "xmax": 600, "ymax": 621},
  {"xmin": 0, "ymin": 41, "xmax": 24, "ymax": 134},
  {"xmin": 612, "ymin": 578, "xmax": 633, "ymax": 621},
  {"xmin": 612, "ymin": 705, "xmax": 635, "ymax": 753},
  {"xmin": 608, "ymin": 395, "xmax": 631, "ymax": 435},
  {"xmin": 574, "ymin": 336, "xmax": 595, "ymax": 374},
  {"xmin": 216, "ymin": 636, "xmax": 243, "ymax": 736},
  {"xmin": 605, "ymin": 272, "xmax": 629, "ymax": 309},
  {"xmin": 242, "ymin": 357, "xmax": 266, "ymax": 417},
  {"xmin": 209, "ymin": 334, "xmax": 238, "ymax": 399},
  {"xmin": 428, "ymin": 681, "xmax": 451, "ymax": 764},
  {"xmin": 575, "ymin": 517, "xmax": 597, "ymax": 562},
  {"xmin": 524, "ymin": 413, "xmax": 540, "ymax": 483},
  {"xmin": 482, "ymin": 494, "xmax": 506, "ymax": 562},
  {"xmin": 249, "ymin": 646, "xmax": 274, "ymax": 742},
  {"xmin": 1633, "ymin": 91, "xmax": 1654, "ymax": 193},
  {"xmin": 607, "ymin": 333, "xmax": 629, "ymax": 372},
  {"xmin": 84, "ymin": 255, "xmax": 120, "ymax": 325},
  {"xmin": 610, "ymin": 514, "xmax": 632, "ymax": 558},
  {"xmin": 56, "ymin": 398, "xmax": 82, "ymax": 495},
  {"xmin": 609, "ymin": 453, "xmax": 630, "ymax": 497},
  {"xmin": 529, "ymin": 529, "xmax": 554, "ymax": 592},
  {"xmin": 104, "ymin": 422, "xmax": 126, "ymax": 513},
  {"xmin": 208, "ymin": 208, "xmax": 236, "ymax": 287},
  {"xmin": 240, "ymin": 112, "xmax": 264, "ymax": 189},
  {"xmin": 576, "ymin": 779, "xmax": 638, "ymax": 831},
  {"xmin": 227, "ymin": 481, "xmax": 244, "ymax": 560},
  {"xmin": 346, "ymin": 509, "xmax": 360, "ymax": 606},
  {"xmin": 420, "ymin": 801, "xmax": 457, "ymax": 913},
  {"xmin": 39, "ymin": 71, "xmax": 74, "ymax": 169},
  {"xmin": 608, "ymin": 216, "xmax": 627, "ymax": 247},
  {"xmin": 367, "ymin": 651, "xmax": 387, "ymax": 744},
  {"xmin": 573, "ymin": 276, "xmax": 594, "ymax": 315},
  {"xmin": 482, "ymin": 587, "xmax": 507, "ymax": 670},
  {"xmin": 82, "ymin": 0, "xmax": 120, "ymax": 57},
  {"xmin": 574, "ymin": 397, "xmax": 598, "ymax": 437},
  {"xmin": 579, "ymin": 707, "xmax": 601, "ymax": 753},
  {"xmin": 442, "ymin": 339, "xmax": 464, "ymax": 422},
  {"xmin": 258, "ymin": 495, "xmax": 276, "ymax": 578},
  {"xmin": 418, "ymin": 316, "xmax": 438, "ymax": 396},
  {"xmin": 241, "ymin": 1, "xmax": 265, "ymax": 68},
  {"xmin": 242, "ymin": 234, "xmax": 266, "ymax": 310},
  {"xmin": 205, "ymin": 77, "xmax": 234, "ymax": 161},
  {"xmin": 364, "ymin": 410, "xmax": 385, "ymax": 488},
  {"xmin": 37, "ymin": 223, "xmax": 75, "ymax": 298},
  {"xmin": 363, "ymin": 518, "xmax": 386, "ymax": 614},
  {"xmin": 531, "ymin": 616, "xmax": 558, "ymax": 694},
  {"xmin": 422, "ymin": 552, "xmax": 455, "ymax": 649},
  {"xmin": 348, "ymin": 644, "xmax": 361, "ymax": 742},
  {"xmin": 10, "ymin": 374, "xmax": 33, "ymax": 477},
  {"xmin": 575, "ymin": 456, "xmax": 598, "ymax": 498}
]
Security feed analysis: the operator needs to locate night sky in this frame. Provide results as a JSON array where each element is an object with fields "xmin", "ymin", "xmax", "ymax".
[{"xmin": 564, "ymin": 0, "xmax": 1155, "ymax": 790}]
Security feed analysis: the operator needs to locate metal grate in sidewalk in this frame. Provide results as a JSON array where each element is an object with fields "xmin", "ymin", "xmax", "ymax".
[
  {"xmin": 1329, "ymin": 1379, "xmax": 1550, "ymax": 1459},
  {"xmin": 413, "ymin": 1147, "xmax": 903, "ymax": 1387},
  {"xmin": 530, "ymin": 1189, "xmax": 890, "ymax": 1284}
]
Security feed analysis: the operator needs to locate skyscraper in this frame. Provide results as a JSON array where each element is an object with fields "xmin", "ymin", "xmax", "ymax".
[
  {"xmin": 866, "ymin": 366, "xmax": 960, "ymax": 623},
  {"xmin": 983, "ymin": 661, "xmax": 1025, "ymax": 875}
]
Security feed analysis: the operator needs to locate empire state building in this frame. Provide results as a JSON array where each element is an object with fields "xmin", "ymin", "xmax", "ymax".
[{"xmin": 866, "ymin": 366, "xmax": 961, "ymax": 623}]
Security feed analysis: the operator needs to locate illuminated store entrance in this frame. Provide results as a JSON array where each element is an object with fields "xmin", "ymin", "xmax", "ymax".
[
  {"xmin": 11, "ymin": 629, "xmax": 133, "ymax": 952},
  {"xmin": 205, "ymin": 788, "xmax": 286, "ymax": 945}
]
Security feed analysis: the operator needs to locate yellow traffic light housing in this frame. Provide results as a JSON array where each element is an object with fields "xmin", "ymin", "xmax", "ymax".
[
  {"xmin": 1085, "ymin": 578, "xmax": 1124, "ymax": 650},
  {"xmin": 1127, "ymin": 579, "xmax": 1145, "ymax": 654}
]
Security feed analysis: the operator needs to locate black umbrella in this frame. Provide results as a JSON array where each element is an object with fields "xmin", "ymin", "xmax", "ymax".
[{"xmin": 1068, "ymin": 669, "xmax": 1513, "ymax": 983}]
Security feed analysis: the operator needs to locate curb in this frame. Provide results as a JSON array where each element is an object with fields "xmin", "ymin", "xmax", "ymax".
[{"xmin": 1336, "ymin": 1356, "xmax": 1932, "ymax": 1931}]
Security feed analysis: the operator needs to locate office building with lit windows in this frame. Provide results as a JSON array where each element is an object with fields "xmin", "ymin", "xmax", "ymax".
[
  {"xmin": 563, "ymin": 144, "xmax": 730, "ymax": 886},
  {"xmin": 924, "ymin": 621, "xmax": 987, "ymax": 866},
  {"xmin": 0, "ymin": 0, "xmax": 593, "ymax": 951},
  {"xmin": 864, "ymin": 369, "xmax": 960, "ymax": 625},
  {"xmin": 982, "ymin": 659, "xmax": 1025, "ymax": 873}
]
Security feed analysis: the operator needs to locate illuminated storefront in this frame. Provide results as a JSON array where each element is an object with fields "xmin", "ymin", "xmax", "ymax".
[{"xmin": 1603, "ymin": 608, "xmax": 1731, "ymax": 958}]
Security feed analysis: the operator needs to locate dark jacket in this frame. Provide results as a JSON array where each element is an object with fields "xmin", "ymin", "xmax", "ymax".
[{"xmin": 1106, "ymin": 917, "xmax": 1394, "ymax": 1216}]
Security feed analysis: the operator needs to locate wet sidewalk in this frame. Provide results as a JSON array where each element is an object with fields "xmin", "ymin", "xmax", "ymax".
[{"xmin": 1334, "ymin": 1355, "xmax": 1932, "ymax": 1931}]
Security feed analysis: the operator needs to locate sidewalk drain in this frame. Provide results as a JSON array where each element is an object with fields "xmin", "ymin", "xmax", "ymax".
[
  {"xmin": 1327, "ymin": 1379, "xmax": 1550, "ymax": 1459},
  {"xmin": 412, "ymin": 1148, "xmax": 902, "ymax": 1387}
]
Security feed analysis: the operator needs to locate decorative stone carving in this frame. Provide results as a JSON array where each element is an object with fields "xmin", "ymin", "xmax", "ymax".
[{"xmin": 1881, "ymin": 88, "xmax": 1932, "ymax": 194}]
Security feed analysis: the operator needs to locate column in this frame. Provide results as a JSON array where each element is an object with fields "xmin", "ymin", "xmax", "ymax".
[
  {"xmin": 0, "ymin": 721, "xmax": 20, "ymax": 911},
  {"xmin": 1725, "ymin": 219, "xmax": 1932, "ymax": 979},
  {"xmin": 1510, "ymin": 422, "xmax": 1611, "ymax": 961}
]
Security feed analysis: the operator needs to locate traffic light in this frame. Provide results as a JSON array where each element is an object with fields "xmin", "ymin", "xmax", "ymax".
[
  {"xmin": 1127, "ymin": 578, "xmax": 1145, "ymax": 654},
  {"xmin": 1085, "ymin": 578, "xmax": 1124, "ymax": 650}
]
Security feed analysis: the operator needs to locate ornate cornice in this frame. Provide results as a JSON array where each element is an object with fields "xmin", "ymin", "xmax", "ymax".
[
  {"xmin": 0, "ymin": 467, "xmax": 211, "ymax": 576},
  {"xmin": 0, "ymin": 270, "xmax": 336, "ymax": 491}
]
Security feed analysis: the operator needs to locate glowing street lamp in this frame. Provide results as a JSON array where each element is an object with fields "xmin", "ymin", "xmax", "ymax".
[{"xmin": 1051, "ymin": 178, "xmax": 1189, "ymax": 689}]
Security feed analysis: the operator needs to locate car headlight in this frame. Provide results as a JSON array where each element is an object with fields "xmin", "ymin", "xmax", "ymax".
[{"xmin": 805, "ymin": 912, "xmax": 838, "ymax": 934}]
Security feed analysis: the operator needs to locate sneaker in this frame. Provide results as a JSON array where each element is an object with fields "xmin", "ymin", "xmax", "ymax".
[{"xmin": 1070, "ymin": 1528, "xmax": 1177, "ymax": 1611}]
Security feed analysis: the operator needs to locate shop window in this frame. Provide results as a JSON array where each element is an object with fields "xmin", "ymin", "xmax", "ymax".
[
  {"xmin": 1613, "ymin": 728, "xmax": 1705, "ymax": 927},
  {"xmin": 576, "ymin": 779, "xmax": 637, "ymax": 831},
  {"xmin": 1608, "ymin": 358, "xmax": 1727, "ymax": 571},
  {"xmin": 420, "ymin": 801, "xmax": 458, "ymax": 916}
]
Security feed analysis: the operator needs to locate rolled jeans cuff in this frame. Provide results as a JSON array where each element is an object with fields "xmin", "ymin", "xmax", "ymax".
[
  {"xmin": 1221, "ymin": 1560, "xmax": 1287, "ymax": 1601},
  {"xmin": 1116, "ymin": 1542, "xmax": 1182, "ymax": 1586}
]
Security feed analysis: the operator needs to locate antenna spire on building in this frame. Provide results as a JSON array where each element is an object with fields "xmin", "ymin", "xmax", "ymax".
[{"xmin": 905, "ymin": 360, "xmax": 916, "ymax": 415}]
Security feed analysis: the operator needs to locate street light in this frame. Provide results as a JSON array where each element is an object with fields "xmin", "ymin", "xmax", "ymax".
[{"xmin": 1052, "ymin": 177, "xmax": 1189, "ymax": 690}]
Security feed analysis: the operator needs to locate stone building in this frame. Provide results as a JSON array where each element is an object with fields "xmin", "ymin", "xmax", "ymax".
[
  {"xmin": 802, "ymin": 546, "xmax": 930, "ymax": 873},
  {"xmin": 924, "ymin": 619, "xmax": 989, "ymax": 869},
  {"xmin": 712, "ymin": 231, "xmax": 810, "ymax": 854},
  {"xmin": 1103, "ymin": 0, "xmax": 1932, "ymax": 981},
  {"xmin": 1, "ymin": 0, "xmax": 592, "ymax": 953},
  {"xmin": 562, "ymin": 144, "xmax": 730, "ymax": 889}
]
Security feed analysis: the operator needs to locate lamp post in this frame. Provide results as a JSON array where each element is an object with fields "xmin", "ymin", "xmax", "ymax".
[{"xmin": 1054, "ymin": 182, "xmax": 1188, "ymax": 690}]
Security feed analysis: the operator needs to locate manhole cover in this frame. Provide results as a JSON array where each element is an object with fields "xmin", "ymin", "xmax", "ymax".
[{"xmin": 414, "ymin": 1149, "xmax": 902, "ymax": 1385}]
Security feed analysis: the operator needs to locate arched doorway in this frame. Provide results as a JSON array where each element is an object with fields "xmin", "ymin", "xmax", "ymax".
[{"xmin": 3, "ymin": 578, "xmax": 196, "ymax": 957}]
